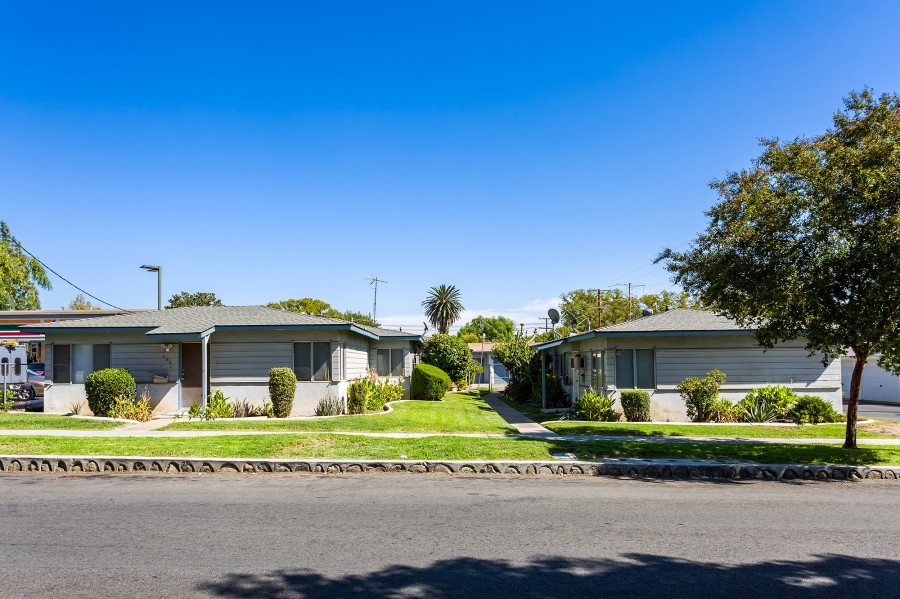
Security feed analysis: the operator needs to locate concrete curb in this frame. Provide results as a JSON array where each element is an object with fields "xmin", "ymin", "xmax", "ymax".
[{"xmin": 1, "ymin": 454, "xmax": 898, "ymax": 480}]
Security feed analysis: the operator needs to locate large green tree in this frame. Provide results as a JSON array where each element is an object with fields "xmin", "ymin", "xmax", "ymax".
[
  {"xmin": 659, "ymin": 89, "xmax": 900, "ymax": 449},
  {"xmin": 560, "ymin": 288, "xmax": 701, "ymax": 331},
  {"xmin": 267, "ymin": 297, "xmax": 378, "ymax": 327},
  {"xmin": 422, "ymin": 284, "xmax": 464, "ymax": 334},
  {"xmin": 166, "ymin": 291, "xmax": 224, "ymax": 308},
  {"xmin": 0, "ymin": 221, "xmax": 51, "ymax": 310},
  {"xmin": 457, "ymin": 315, "xmax": 515, "ymax": 343}
]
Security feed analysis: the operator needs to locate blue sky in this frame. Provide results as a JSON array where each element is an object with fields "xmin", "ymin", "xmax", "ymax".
[{"xmin": 2, "ymin": 1, "xmax": 899, "ymax": 331}]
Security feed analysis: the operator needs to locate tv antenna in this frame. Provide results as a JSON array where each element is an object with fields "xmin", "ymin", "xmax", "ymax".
[{"xmin": 365, "ymin": 275, "xmax": 387, "ymax": 322}]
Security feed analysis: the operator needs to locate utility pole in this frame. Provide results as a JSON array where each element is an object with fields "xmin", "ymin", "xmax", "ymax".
[
  {"xmin": 615, "ymin": 283, "xmax": 646, "ymax": 321},
  {"xmin": 365, "ymin": 275, "xmax": 387, "ymax": 322},
  {"xmin": 539, "ymin": 317, "xmax": 550, "ymax": 334}
]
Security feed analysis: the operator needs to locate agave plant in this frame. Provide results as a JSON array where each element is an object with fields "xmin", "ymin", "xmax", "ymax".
[
  {"xmin": 741, "ymin": 397, "xmax": 778, "ymax": 423},
  {"xmin": 422, "ymin": 284, "xmax": 464, "ymax": 334}
]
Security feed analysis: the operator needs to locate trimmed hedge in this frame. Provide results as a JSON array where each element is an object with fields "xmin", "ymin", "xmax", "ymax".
[
  {"xmin": 411, "ymin": 363, "xmax": 451, "ymax": 401},
  {"xmin": 268, "ymin": 367, "xmax": 297, "ymax": 418},
  {"xmin": 84, "ymin": 368, "xmax": 136, "ymax": 416},
  {"xmin": 620, "ymin": 390, "xmax": 651, "ymax": 422}
]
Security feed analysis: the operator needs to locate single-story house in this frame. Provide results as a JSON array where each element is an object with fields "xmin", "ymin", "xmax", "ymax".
[
  {"xmin": 467, "ymin": 342, "xmax": 509, "ymax": 388},
  {"xmin": 841, "ymin": 355, "xmax": 900, "ymax": 405},
  {"xmin": 532, "ymin": 309, "xmax": 842, "ymax": 421},
  {"xmin": 25, "ymin": 305, "xmax": 423, "ymax": 416}
]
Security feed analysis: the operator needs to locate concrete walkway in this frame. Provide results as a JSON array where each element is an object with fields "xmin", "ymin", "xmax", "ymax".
[{"xmin": 483, "ymin": 393, "xmax": 555, "ymax": 435}]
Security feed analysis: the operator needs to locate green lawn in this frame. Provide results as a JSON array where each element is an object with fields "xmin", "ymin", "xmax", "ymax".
[
  {"xmin": 543, "ymin": 421, "xmax": 897, "ymax": 439},
  {"xmin": 2, "ymin": 433, "xmax": 899, "ymax": 466},
  {"xmin": 161, "ymin": 391, "xmax": 516, "ymax": 434},
  {"xmin": 0, "ymin": 413, "xmax": 125, "ymax": 431}
]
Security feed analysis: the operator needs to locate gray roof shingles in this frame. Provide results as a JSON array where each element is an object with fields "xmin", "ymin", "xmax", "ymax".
[
  {"xmin": 594, "ymin": 308, "xmax": 748, "ymax": 333},
  {"xmin": 24, "ymin": 305, "xmax": 421, "ymax": 340}
]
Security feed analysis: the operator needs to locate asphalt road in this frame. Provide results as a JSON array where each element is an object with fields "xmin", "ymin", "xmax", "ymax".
[{"xmin": 1, "ymin": 474, "xmax": 898, "ymax": 598}]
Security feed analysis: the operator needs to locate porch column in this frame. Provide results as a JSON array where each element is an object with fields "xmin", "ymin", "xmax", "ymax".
[
  {"xmin": 541, "ymin": 349, "xmax": 547, "ymax": 409},
  {"xmin": 200, "ymin": 333, "xmax": 209, "ymax": 417}
]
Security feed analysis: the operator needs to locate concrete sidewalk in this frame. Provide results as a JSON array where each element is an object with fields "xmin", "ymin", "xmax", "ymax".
[{"xmin": 483, "ymin": 393, "xmax": 555, "ymax": 435}]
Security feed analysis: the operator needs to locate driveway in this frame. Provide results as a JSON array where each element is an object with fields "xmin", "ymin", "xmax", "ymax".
[{"xmin": 847, "ymin": 400, "xmax": 900, "ymax": 421}]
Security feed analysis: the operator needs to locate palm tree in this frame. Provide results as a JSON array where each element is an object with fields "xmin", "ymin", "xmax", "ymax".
[{"xmin": 422, "ymin": 284, "xmax": 464, "ymax": 334}]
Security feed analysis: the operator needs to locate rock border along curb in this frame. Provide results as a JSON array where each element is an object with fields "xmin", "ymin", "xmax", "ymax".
[{"xmin": 1, "ymin": 455, "xmax": 898, "ymax": 480}]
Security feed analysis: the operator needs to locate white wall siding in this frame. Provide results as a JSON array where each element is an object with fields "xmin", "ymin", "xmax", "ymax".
[
  {"xmin": 111, "ymin": 344, "xmax": 179, "ymax": 384},
  {"xmin": 655, "ymin": 348, "xmax": 838, "ymax": 388},
  {"xmin": 345, "ymin": 342, "xmax": 369, "ymax": 380},
  {"xmin": 209, "ymin": 342, "xmax": 292, "ymax": 383}
]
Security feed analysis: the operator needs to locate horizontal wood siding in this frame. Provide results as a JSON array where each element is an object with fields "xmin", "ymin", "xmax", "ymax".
[
  {"xmin": 210, "ymin": 342, "xmax": 292, "ymax": 382},
  {"xmin": 111, "ymin": 344, "xmax": 179, "ymax": 384},
  {"xmin": 345, "ymin": 342, "xmax": 369, "ymax": 380},
  {"xmin": 656, "ymin": 348, "xmax": 839, "ymax": 388}
]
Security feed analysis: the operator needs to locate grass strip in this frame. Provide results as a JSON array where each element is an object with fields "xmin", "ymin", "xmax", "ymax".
[
  {"xmin": 1, "ymin": 434, "xmax": 899, "ymax": 466},
  {"xmin": 0, "ymin": 414, "xmax": 124, "ymax": 431},
  {"xmin": 162, "ymin": 391, "xmax": 515, "ymax": 434},
  {"xmin": 543, "ymin": 421, "xmax": 895, "ymax": 439}
]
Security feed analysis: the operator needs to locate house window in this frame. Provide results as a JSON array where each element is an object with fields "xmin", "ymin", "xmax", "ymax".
[
  {"xmin": 391, "ymin": 349, "xmax": 404, "ymax": 377},
  {"xmin": 614, "ymin": 349, "xmax": 655, "ymax": 389},
  {"xmin": 591, "ymin": 351, "xmax": 606, "ymax": 391},
  {"xmin": 53, "ymin": 344, "xmax": 71, "ymax": 384},
  {"xmin": 93, "ymin": 344, "xmax": 111, "ymax": 371},
  {"xmin": 293, "ymin": 342, "xmax": 331, "ymax": 382},
  {"xmin": 376, "ymin": 349, "xmax": 390, "ymax": 376},
  {"xmin": 375, "ymin": 349, "xmax": 404, "ymax": 377}
]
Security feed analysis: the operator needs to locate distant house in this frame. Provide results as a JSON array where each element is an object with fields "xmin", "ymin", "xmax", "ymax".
[
  {"xmin": 25, "ymin": 306, "xmax": 423, "ymax": 416},
  {"xmin": 467, "ymin": 342, "xmax": 509, "ymax": 388},
  {"xmin": 532, "ymin": 309, "xmax": 842, "ymax": 421},
  {"xmin": 0, "ymin": 309, "xmax": 136, "ymax": 363},
  {"xmin": 841, "ymin": 356, "xmax": 900, "ymax": 405}
]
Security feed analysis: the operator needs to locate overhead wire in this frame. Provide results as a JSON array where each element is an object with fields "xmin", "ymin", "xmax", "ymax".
[{"xmin": 12, "ymin": 238, "xmax": 130, "ymax": 312}]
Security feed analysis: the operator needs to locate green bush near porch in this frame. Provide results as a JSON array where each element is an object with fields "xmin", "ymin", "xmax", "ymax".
[
  {"xmin": 268, "ymin": 368, "xmax": 297, "ymax": 418},
  {"xmin": 620, "ymin": 390, "xmax": 651, "ymax": 422},
  {"xmin": 411, "ymin": 364, "xmax": 451, "ymax": 401},
  {"xmin": 84, "ymin": 368, "xmax": 136, "ymax": 416}
]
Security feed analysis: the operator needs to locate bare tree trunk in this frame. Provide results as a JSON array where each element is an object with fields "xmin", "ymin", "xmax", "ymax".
[{"xmin": 843, "ymin": 352, "xmax": 867, "ymax": 449}]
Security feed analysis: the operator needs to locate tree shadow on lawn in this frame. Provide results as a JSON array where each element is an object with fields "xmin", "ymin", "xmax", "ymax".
[{"xmin": 196, "ymin": 553, "xmax": 899, "ymax": 598}]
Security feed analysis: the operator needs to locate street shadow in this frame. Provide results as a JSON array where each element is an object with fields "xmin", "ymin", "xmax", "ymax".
[{"xmin": 196, "ymin": 553, "xmax": 899, "ymax": 598}]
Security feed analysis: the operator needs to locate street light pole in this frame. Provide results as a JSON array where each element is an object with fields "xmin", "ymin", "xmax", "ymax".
[{"xmin": 140, "ymin": 265, "xmax": 162, "ymax": 310}]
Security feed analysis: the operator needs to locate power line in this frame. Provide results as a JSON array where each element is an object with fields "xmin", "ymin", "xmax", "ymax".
[{"xmin": 12, "ymin": 239, "xmax": 129, "ymax": 311}]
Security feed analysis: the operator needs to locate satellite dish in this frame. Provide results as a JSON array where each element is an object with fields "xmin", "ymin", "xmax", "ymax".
[
  {"xmin": 641, "ymin": 308, "xmax": 654, "ymax": 317},
  {"xmin": 548, "ymin": 308, "xmax": 560, "ymax": 324}
]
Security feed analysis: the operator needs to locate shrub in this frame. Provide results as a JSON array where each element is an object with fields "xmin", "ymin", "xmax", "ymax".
[
  {"xmin": 790, "ymin": 395, "xmax": 844, "ymax": 425},
  {"xmin": 677, "ymin": 370, "xmax": 726, "ymax": 422},
  {"xmin": 204, "ymin": 389, "xmax": 233, "ymax": 420},
  {"xmin": 85, "ymin": 368, "xmax": 136, "ymax": 416},
  {"xmin": 422, "ymin": 334, "xmax": 471, "ymax": 382},
  {"xmin": 411, "ymin": 363, "xmax": 451, "ymax": 401},
  {"xmin": 228, "ymin": 399, "xmax": 273, "ymax": 418},
  {"xmin": 620, "ymin": 390, "xmax": 651, "ymax": 422},
  {"xmin": 576, "ymin": 388, "xmax": 620, "ymax": 422},
  {"xmin": 347, "ymin": 378, "xmax": 372, "ymax": 414},
  {"xmin": 544, "ymin": 375, "xmax": 570, "ymax": 408},
  {"xmin": 268, "ymin": 367, "xmax": 297, "ymax": 418},
  {"xmin": 711, "ymin": 397, "xmax": 741, "ymax": 423},
  {"xmin": 377, "ymin": 377, "xmax": 403, "ymax": 405},
  {"xmin": 738, "ymin": 386, "xmax": 797, "ymax": 422},
  {"xmin": 315, "ymin": 393, "xmax": 345, "ymax": 416},
  {"xmin": 107, "ymin": 389, "xmax": 152, "ymax": 422}
]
